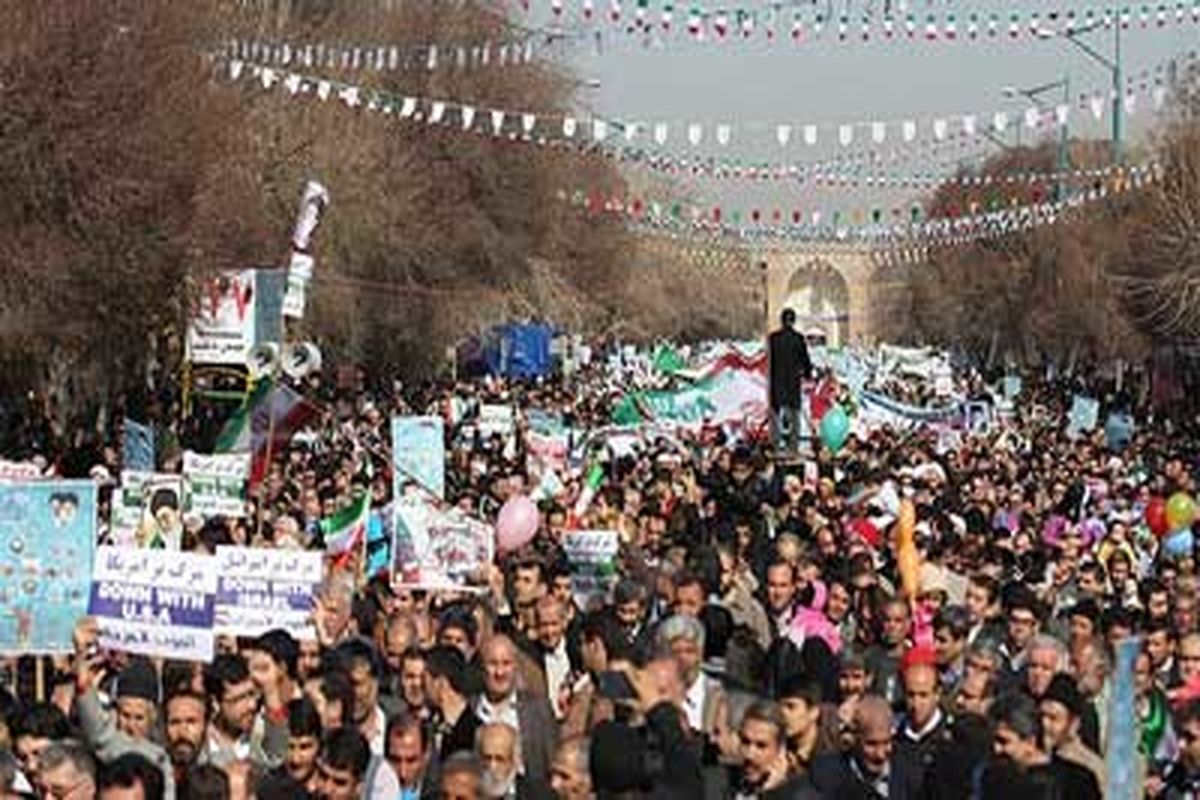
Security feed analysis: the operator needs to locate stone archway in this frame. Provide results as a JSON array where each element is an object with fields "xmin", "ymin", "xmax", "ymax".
[
  {"xmin": 782, "ymin": 260, "xmax": 851, "ymax": 347},
  {"xmin": 762, "ymin": 243, "xmax": 885, "ymax": 346}
]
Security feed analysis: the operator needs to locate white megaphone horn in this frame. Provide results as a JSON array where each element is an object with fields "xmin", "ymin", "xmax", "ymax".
[
  {"xmin": 247, "ymin": 343, "xmax": 281, "ymax": 379},
  {"xmin": 282, "ymin": 342, "xmax": 322, "ymax": 380}
]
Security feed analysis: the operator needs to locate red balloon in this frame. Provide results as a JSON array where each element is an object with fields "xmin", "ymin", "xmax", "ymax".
[{"xmin": 1146, "ymin": 496, "xmax": 1170, "ymax": 538}]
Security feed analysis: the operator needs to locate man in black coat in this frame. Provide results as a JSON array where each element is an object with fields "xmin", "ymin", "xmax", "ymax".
[
  {"xmin": 810, "ymin": 695, "xmax": 925, "ymax": 800},
  {"xmin": 768, "ymin": 308, "xmax": 814, "ymax": 455}
]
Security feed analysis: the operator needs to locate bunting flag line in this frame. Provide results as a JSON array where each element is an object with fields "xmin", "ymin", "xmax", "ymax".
[
  {"xmin": 224, "ymin": 36, "xmax": 539, "ymax": 73},
  {"xmin": 501, "ymin": 0, "xmax": 1200, "ymax": 45},
  {"xmin": 806, "ymin": 162, "xmax": 1156, "ymax": 191},
  {"xmin": 557, "ymin": 163, "xmax": 1158, "ymax": 232},
  {"xmin": 222, "ymin": 54, "xmax": 1181, "ymax": 162},
  {"xmin": 587, "ymin": 166, "xmax": 1159, "ymax": 246},
  {"xmin": 629, "ymin": 132, "xmax": 1000, "ymax": 184}
]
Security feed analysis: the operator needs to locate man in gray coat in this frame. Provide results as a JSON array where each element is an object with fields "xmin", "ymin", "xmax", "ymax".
[{"xmin": 473, "ymin": 635, "xmax": 557, "ymax": 797}]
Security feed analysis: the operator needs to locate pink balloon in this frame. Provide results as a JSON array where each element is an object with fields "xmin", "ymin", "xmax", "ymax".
[{"xmin": 496, "ymin": 495, "xmax": 540, "ymax": 554}]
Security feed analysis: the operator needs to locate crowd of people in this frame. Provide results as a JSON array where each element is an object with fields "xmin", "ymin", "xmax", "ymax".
[{"xmin": 1, "ymin": 330, "xmax": 1200, "ymax": 800}]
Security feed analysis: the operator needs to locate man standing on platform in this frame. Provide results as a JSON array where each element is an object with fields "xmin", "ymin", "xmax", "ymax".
[{"xmin": 768, "ymin": 308, "xmax": 814, "ymax": 456}]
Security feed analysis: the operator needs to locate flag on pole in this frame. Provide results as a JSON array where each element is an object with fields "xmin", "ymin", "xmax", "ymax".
[
  {"xmin": 569, "ymin": 464, "xmax": 605, "ymax": 527},
  {"xmin": 215, "ymin": 379, "xmax": 316, "ymax": 486},
  {"xmin": 321, "ymin": 492, "xmax": 371, "ymax": 562}
]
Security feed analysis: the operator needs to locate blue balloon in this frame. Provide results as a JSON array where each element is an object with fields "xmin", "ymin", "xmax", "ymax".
[
  {"xmin": 1164, "ymin": 528, "xmax": 1194, "ymax": 559},
  {"xmin": 819, "ymin": 406, "xmax": 851, "ymax": 454}
]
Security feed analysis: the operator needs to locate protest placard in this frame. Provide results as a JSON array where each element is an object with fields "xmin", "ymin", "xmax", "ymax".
[
  {"xmin": 365, "ymin": 506, "xmax": 393, "ymax": 579},
  {"xmin": 1002, "ymin": 375, "xmax": 1023, "ymax": 401},
  {"xmin": 187, "ymin": 270, "xmax": 258, "ymax": 365},
  {"xmin": 213, "ymin": 546, "xmax": 323, "ymax": 640},
  {"xmin": 390, "ymin": 416, "xmax": 445, "ymax": 501},
  {"xmin": 1067, "ymin": 395, "xmax": 1101, "ymax": 438},
  {"xmin": 89, "ymin": 546, "xmax": 218, "ymax": 662},
  {"xmin": 0, "ymin": 481, "xmax": 96, "ymax": 654},
  {"xmin": 392, "ymin": 498, "xmax": 493, "ymax": 589},
  {"xmin": 122, "ymin": 419, "xmax": 155, "ymax": 472},
  {"xmin": 562, "ymin": 530, "xmax": 620, "ymax": 610},
  {"xmin": 963, "ymin": 402, "xmax": 994, "ymax": 433},
  {"xmin": 526, "ymin": 411, "xmax": 571, "ymax": 474},
  {"xmin": 183, "ymin": 452, "xmax": 250, "ymax": 518},
  {"xmin": 478, "ymin": 404, "xmax": 515, "ymax": 441},
  {"xmin": 1105, "ymin": 411, "xmax": 1135, "ymax": 451},
  {"xmin": 0, "ymin": 460, "xmax": 45, "ymax": 482},
  {"xmin": 111, "ymin": 472, "xmax": 185, "ymax": 549}
]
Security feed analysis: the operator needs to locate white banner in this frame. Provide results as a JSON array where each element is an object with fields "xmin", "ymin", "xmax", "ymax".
[
  {"xmin": 187, "ymin": 270, "xmax": 258, "ymax": 365},
  {"xmin": 213, "ymin": 547, "xmax": 323, "ymax": 640},
  {"xmin": 89, "ymin": 547, "xmax": 218, "ymax": 662},
  {"xmin": 183, "ymin": 452, "xmax": 250, "ymax": 518}
]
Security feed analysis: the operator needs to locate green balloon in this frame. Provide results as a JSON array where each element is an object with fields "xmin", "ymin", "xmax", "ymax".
[{"xmin": 819, "ymin": 406, "xmax": 851, "ymax": 454}]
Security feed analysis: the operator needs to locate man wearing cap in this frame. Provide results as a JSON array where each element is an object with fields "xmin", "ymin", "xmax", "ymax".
[
  {"xmin": 1038, "ymin": 674, "xmax": 1105, "ymax": 791},
  {"xmin": 74, "ymin": 647, "xmax": 175, "ymax": 799}
]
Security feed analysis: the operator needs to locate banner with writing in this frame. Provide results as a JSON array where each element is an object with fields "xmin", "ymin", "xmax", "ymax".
[
  {"xmin": 111, "ymin": 472, "xmax": 185, "ymax": 549},
  {"xmin": 186, "ymin": 270, "xmax": 258, "ymax": 365},
  {"xmin": 0, "ymin": 460, "xmax": 45, "ymax": 482},
  {"xmin": 478, "ymin": 404, "xmax": 516, "ymax": 440},
  {"xmin": 213, "ymin": 546, "xmax": 323, "ymax": 640},
  {"xmin": 89, "ymin": 547, "xmax": 218, "ymax": 662},
  {"xmin": 390, "ymin": 416, "xmax": 445, "ymax": 501},
  {"xmin": 122, "ymin": 419, "xmax": 156, "ymax": 472},
  {"xmin": 183, "ymin": 452, "xmax": 250, "ymax": 518},
  {"xmin": 0, "ymin": 481, "xmax": 96, "ymax": 654},
  {"xmin": 392, "ymin": 498, "xmax": 493, "ymax": 589},
  {"xmin": 562, "ymin": 530, "xmax": 620, "ymax": 611}
]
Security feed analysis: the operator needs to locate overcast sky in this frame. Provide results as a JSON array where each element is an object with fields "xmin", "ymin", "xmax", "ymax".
[{"xmin": 550, "ymin": 6, "xmax": 1194, "ymax": 211}]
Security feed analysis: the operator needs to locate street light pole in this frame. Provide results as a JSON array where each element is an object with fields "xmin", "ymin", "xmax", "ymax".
[
  {"xmin": 1002, "ymin": 77, "xmax": 1071, "ymax": 200},
  {"xmin": 1059, "ymin": 76, "xmax": 1071, "ymax": 199},
  {"xmin": 1041, "ymin": 11, "xmax": 1123, "ymax": 165},
  {"xmin": 1112, "ymin": 10, "xmax": 1123, "ymax": 165}
]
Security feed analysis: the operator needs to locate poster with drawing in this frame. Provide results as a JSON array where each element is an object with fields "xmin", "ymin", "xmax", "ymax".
[
  {"xmin": 392, "ymin": 498, "xmax": 492, "ymax": 589},
  {"xmin": 0, "ymin": 481, "xmax": 96, "ymax": 654},
  {"xmin": 111, "ymin": 472, "xmax": 185, "ymax": 550}
]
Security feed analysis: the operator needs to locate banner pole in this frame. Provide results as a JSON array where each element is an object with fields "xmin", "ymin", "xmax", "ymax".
[{"xmin": 255, "ymin": 379, "xmax": 278, "ymax": 544}]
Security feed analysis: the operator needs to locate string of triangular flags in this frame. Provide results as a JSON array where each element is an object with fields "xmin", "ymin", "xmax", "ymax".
[
  {"xmin": 222, "ymin": 55, "xmax": 1178, "ymax": 158},
  {"xmin": 562, "ymin": 162, "xmax": 1158, "ymax": 237},
  {"xmin": 613, "ymin": 168, "xmax": 1156, "ymax": 253},
  {"xmin": 811, "ymin": 162, "xmax": 1157, "ymax": 190},
  {"xmin": 611, "ymin": 132, "xmax": 997, "ymax": 184},
  {"xmin": 223, "ymin": 37, "xmax": 538, "ymax": 74},
  {"xmin": 502, "ymin": 0, "xmax": 1200, "ymax": 44}
]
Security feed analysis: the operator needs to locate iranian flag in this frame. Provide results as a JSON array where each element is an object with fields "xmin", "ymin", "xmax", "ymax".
[
  {"xmin": 321, "ymin": 492, "xmax": 370, "ymax": 563},
  {"xmin": 214, "ymin": 379, "xmax": 316, "ymax": 486},
  {"xmin": 612, "ymin": 350, "xmax": 768, "ymax": 432}
]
